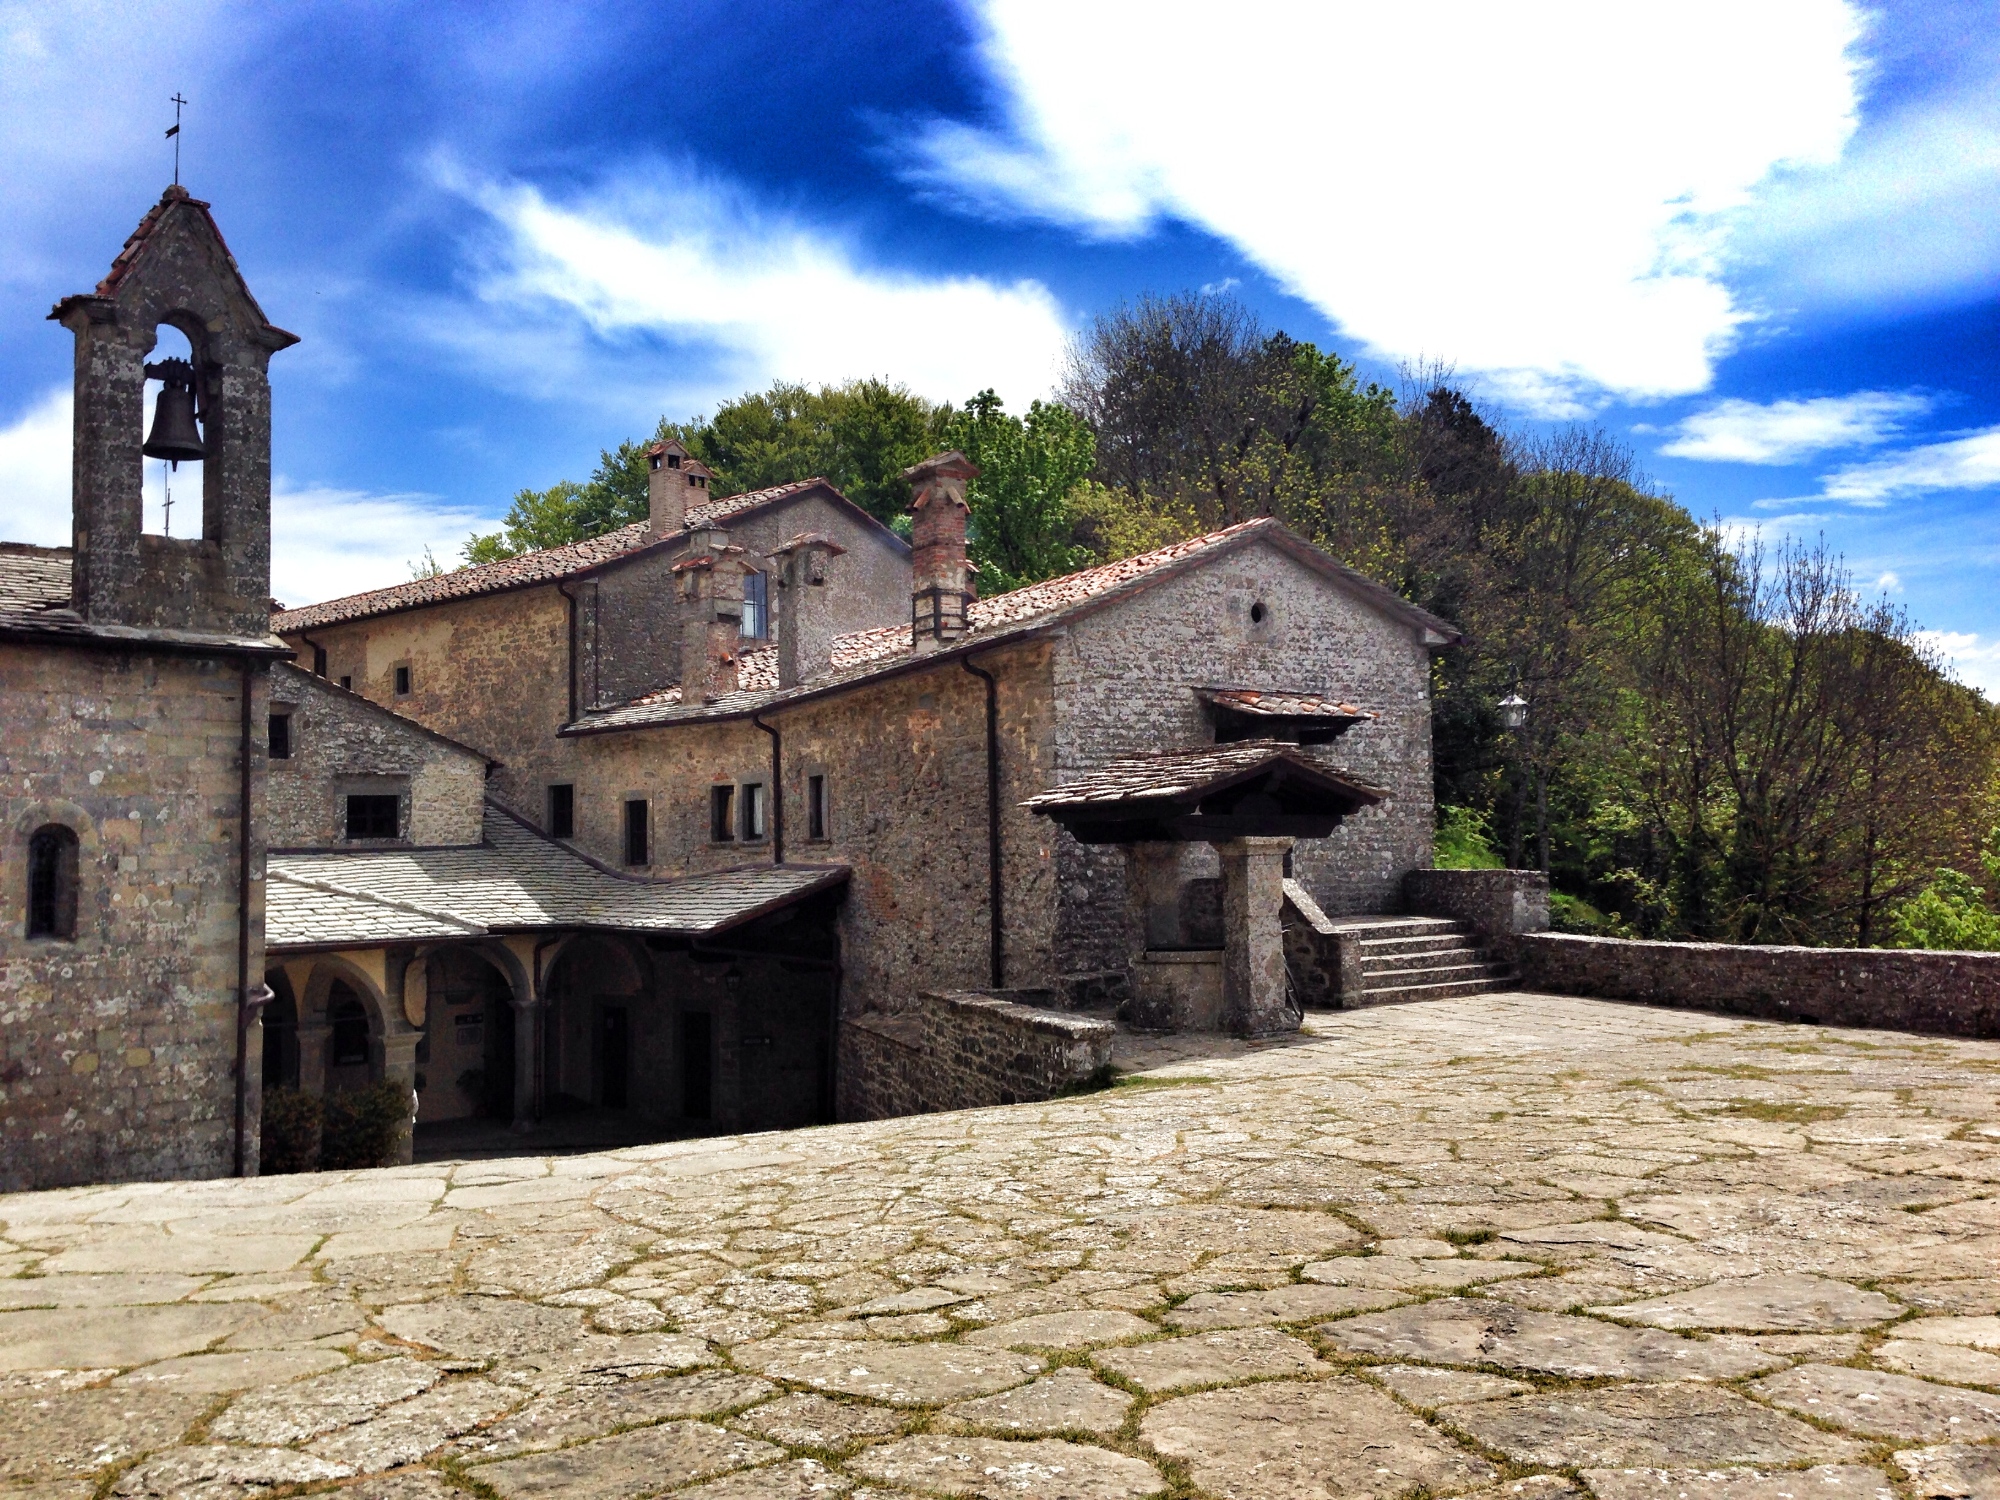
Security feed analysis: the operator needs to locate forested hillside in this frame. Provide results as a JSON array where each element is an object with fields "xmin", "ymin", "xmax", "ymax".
[{"xmin": 454, "ymin": 294, "xmax": 2000, "ymax": 950}]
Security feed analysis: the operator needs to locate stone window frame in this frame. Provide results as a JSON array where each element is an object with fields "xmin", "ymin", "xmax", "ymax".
[
  {"xmin": 9, "ymin": 802, "xmax": 99, "ymax": 947},
  {"xmin": 622, "ymin": 795, "xmax": 651, "ymax": 868},
  {"xmin": 709, "ymin": 783, "xmax": 736, "ymax": 845},
  {"xmin": 740, "ymin": 569, "xmax": 770, "ymax": 641},
  {"xmin": 268, "ymin": 702, "xmax": 295, "ymax": 761},
  {"xmin": 801, "ymin": 764, "xmax": 832, "ymax": 843},
  {"xmin": 739, "ymin": 780, "xmax": 769, "ymax": 844},
  {"xmin": 391, "ymin": 660, "xmax": 413, "ymax": 698},
  {"xmin": 335, "ymin": 775, "xmax": 411, "ymax": 846},
  {"xmin": 547, "ymin": 783, "xmax": 576, "ymax": 840}
]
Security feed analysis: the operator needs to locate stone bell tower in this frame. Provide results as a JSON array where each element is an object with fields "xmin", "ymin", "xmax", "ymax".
[{"xmin": 49, "ymin": 186, "xmax": 298, "ymax": 635}]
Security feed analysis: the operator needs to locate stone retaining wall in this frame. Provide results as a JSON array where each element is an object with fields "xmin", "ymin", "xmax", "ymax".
[
  {"xmin": 1519, "ymin": 932, "xmax": 2000, "ymax": 1038},
  {"xmin": 1405, "ymin": 869, "xmax": 1549, "ymax": 961},
  {"xmin": 838, "ymin": 990, "xmax": 1116, "ymax": 1121}
]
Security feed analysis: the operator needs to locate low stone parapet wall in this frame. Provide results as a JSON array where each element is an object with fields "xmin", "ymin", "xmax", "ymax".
[
  {"xmin": 1405, "ymin": 869, "xmax": 1549, "ymax": 960},
  {"xmin": 838, "ymin": 990, "xmax": 1116, "ymax": 1121},
  {"xmin": 1519, "ymin": 932, "xmax": 2000, "ymax": 1038}
]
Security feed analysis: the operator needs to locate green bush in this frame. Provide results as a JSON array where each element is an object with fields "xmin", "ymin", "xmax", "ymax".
[
  {"xmin": 259, "ymin": 1088, "xmax": 322, "ymax": 1175},
  {"xmin": 1549, "ymin": 891, "xmax": 1618, "ymax": 934},
  {"xmin": 1435, "ymin": 805, "xmax": 1503, "ymax": 870},
  {"xmin": 321, "ymin": 1079, "xmax": 414, "ymax": 1170},
  {"xmin": 1888, "ymin": 868, "xmax": 2000, "ymax": 952}
]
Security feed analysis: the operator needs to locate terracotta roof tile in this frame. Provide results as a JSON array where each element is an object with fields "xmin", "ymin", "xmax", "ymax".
[
  {"xmin": 569, "ymin": 517, "xmax": 1455, "ymax": 734},
  {"xmin": 271, "ymin": 480, "xmax": 825, "ymax": 633}
]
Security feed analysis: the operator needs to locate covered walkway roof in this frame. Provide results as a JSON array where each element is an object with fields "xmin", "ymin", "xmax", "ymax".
[{"xmin": 267, "ymin": 803, "xmax": 846, "ymax": 951}]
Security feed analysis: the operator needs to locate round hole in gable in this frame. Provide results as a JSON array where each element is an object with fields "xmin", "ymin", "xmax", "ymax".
[{"xmin": 1249, "ymin": 601, "xmax": 1267, "ymax": 624}]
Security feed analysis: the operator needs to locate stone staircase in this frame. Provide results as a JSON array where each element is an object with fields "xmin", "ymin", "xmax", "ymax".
[{"xmin": 1339, "ymin": 915, "xmax": 1517, "ymax": 1005}]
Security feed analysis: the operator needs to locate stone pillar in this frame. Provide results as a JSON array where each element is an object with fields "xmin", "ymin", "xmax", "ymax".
[
  {"xmin": 1213, "ymin": 837, "xmax": 1298, "ymax": 1037},
  {"xmin": 381, "ymin": 1032, "xmax": 420, "ymax": 1164},
  {"xmin": 1126, "ymin": 842, "xmax": 1186, "ymax": 950},
  {"xmin": 511, "ymin": 996, "xmax": 542, "ymax": 1132},
  {"xmin": 295, "ymin": 1020, "xmax": 329, "ymax": 1098},
  {"xmin": 770, "ymin": 533, "xmax": 847, "ymax": 688}
]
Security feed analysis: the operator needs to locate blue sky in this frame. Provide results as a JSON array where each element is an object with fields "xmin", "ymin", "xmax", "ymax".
[{"xmin": 2, "ymin": 1, "xmax": 1998, "ymax": 690}]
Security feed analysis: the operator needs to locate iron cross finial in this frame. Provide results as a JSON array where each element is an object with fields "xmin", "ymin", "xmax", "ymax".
[{"xmin": 167, "ymin": 94, "xmax": 187, "ymax": 186}]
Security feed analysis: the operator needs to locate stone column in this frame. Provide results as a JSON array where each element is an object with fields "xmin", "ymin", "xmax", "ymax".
[
  {"xmin": 381, "ymin": 1033, "xmax": 420, "ymax": 1165},
  {"xmin": 511, "ymin": 996, "xmax": 542, "ymax": 1133},
  {"xmin": 295, "ymin": 1020, "xmax": 329, "ymax": 1098},
  {"xmin": 1213, "ymin": 837, "xmax": 1298, "ymax": 1037}
]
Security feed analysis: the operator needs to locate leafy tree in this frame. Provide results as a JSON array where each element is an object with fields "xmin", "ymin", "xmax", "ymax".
[
  {"xmin": 945, "ymin": 390, "xmax": 1096, "ymax": 592},
  {"xmin": 1890, "ymin": 868, "xmax": 2000, "ymax": 951}
]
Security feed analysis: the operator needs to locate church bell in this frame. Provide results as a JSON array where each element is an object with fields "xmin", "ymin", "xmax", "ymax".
[{"xmin": 141, "ymin": 356, "xmax": 205, "ymax": 468}]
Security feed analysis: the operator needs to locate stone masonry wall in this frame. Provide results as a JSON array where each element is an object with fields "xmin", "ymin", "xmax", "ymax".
[
  {"xmin": 289, "ymin": 584, "xmax": 573, "ymax": 823},
  {"xmin": 266, "ymin": 664, "xmax": 486, "ymax": 847},
  {"xmin": 0, "ymin": 642, "xmax": 265, "ymax": 1190},
  {"xmin": 569, "ymin": 640, "xmax": 1060, "ymax": 1018},
  {"xmin": 1520, "ymin": 933, "xmax": 2000, "ymax": 1039},
  {"xmin": 838, "ymin": 990, "xmax": 1114, "ymax": 1121},
  {"xmin": 1050, "ymin": 537, "xmax": 1436, "ymax": 976}
]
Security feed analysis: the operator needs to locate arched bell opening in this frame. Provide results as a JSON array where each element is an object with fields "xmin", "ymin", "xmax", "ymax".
[{"xmin": 140, "ymin": 320, "xmax": 205, "ymax": 538}]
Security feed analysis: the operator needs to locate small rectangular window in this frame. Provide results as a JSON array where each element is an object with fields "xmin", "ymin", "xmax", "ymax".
[
  {"xmin": 393, "ymin": 664, "xmax": 412, "ymax": 696},
  {"xmin": 741, "ymin": 570, "xmax": 768, "ymax": 640},
  {"xmin": 709, "ymin": 785, "xmax": 735, "ymax": 843},
  {"xmin": 742, "ymin": 782, "xmax": 767, "ymax": 841},
  {"xmin": 548, "ymin": 784, "xmax": 575, "ymax": 839},
  {"xmin": 623, "ymin": 798, "xmax": 650, "ymax": 866},
  {"xmin": 268, "ymin": 712, "xmax": 292, "ymax": 761},
  {"xmin": 345, "ymin": 794, "xmax": 400, "ymax": 840},
  {"xmin": 807, "ymin": 774, "xmax": 828, "ymax": 841},
  {"xmin": 338, "ymin": 675, "xmax": 352, "ymax": 691},
  {"xmin": 311, "ymin": 646, "xmax": 327, "ymax": 676}
]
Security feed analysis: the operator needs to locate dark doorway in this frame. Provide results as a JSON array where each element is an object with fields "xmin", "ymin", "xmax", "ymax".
[
  {"xmin": 261, "ymin": 976, "xmax": 298, "ymax": 1091},
  {"xmin": 599, "ymin": 1007, "xmax": 629, "ymax": 1109},
  {"xmin": 485, "ymin": 995, "xmax": 516, "ymax": 1118},
  {"xmin": 680, "ymin": 1012, "xmax": 712, "ymax": 1120}
]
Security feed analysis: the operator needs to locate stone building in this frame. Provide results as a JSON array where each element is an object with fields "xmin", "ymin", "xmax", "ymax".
[
  {"xmin": 276, "ymin": 451, "xmax": 1463, "ymax": 1132},
  {"xmin": 4, "ymin": 186, "xmax": 1476, "ymax": 1189},
  {"xmin": 0, "ymin": 187, "xmax": 296, "ymax": 1191}
]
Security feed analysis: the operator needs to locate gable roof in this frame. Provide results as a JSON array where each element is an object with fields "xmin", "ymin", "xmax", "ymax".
[
  {"xmin": 0, "ymin": 544, "xmax": 72, "ymax": 622},
  {"xmin": 565, "ymin": 517, "xmax": 1461, "ymax": 735},
  {"xmin": 266, "ymin": 801, "xmax": 847, "ymax": 949},
  {"xmin": 270, "ymin": 660, "xmax": 499, "ymax": 766},
  {"xmin": 272, "ymin": 476, "xmax": 899, "ymax": 633},
  {"xmin": 0, "ymin": 542, "xmax": 287, "ymax": 655}
]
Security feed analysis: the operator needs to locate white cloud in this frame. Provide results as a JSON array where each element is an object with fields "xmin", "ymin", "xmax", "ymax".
[
  {"xmin": 902, "ymin": 0, "xmax": 1865, "ymax": 409},
  {"xmin": 1918, "ymin": 629, "xmax": 2000, "ymax": 700},
  {"xmin": 1716, "ymin": 511, "xmax": 1827, "ymax": 550},
  {"xmin": 1823, "ymin": 425, "xmax": 2000, "ymax": 503},
  {"xmin": 269, "ymin": 482, "xmax": 499, "ymax": 610},
  {"xmin": 1730, "ymin": 52, "xmax": 2000, "ymax": 309},
  {"xmin": 1875, "ymin": 570, "xmax": 1902, "ymax": 593},
  {"xmin": 1661, "ymin": 391, "xmax": 1930, "ymax": 463},
  {"xmin": 0, "ymin": 387, "xmax": 495, "ymax": 608},
  {"xmin": 443, "ymin": 159, "xmax": 1071, "ymax": 410},
  {"xmin": 0, "ymin": 387, "xmax": 72, "ymax": 545}
]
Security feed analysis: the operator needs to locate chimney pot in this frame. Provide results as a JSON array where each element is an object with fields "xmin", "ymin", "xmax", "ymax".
[
  {"xmin": 770, "ymin": 532, "xmax": 848, "ymax": 688},
  {"xmin": 903, "ymin": 449, "xmax": 978, "ymax": 651},
  {"xmin": 647, "ymin": 439, "xmax": 713, "ymax": 536},
  {"xmin": 676, "ymin": 526, "xmax": 748, "ymax": 702}
]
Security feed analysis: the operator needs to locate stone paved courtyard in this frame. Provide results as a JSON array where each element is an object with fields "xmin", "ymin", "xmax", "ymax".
[{"xmin": 4, "ymin": 994, "xmax": 2000, "ymax": 1500}]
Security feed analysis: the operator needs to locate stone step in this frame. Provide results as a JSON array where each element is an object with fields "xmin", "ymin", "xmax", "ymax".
[
  {"xmin": 1361, "ymin": 948, "xmax": 1488, "ymax": 975},
  {"xmin": 1354, "ymin": 932, "xmax": 1481, "ymax": 957},
  {"xmin": 1358, "ymin": 961, "xmax": 1501, "ymax": 986},
  {"xmin": 1326, "ymin": 916, "xmax": 1463, "ymax": 938},
  {"xmin": 1355, "ymin": 973, "xmax": 1519, "ymax": 1005}
]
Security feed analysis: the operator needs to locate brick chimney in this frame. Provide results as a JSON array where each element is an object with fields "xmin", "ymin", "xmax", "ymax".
[
  {"xmin": 646, "ymin": 439, "xmax": 714, "ymax": 537},
  {"xmin": 769, "ymin": 532, "xmax": 847, "ymax": 688},
  {"xmin": 674, "ymin": 525, "xmax": 747, "ymax": 702},
  {"xmin": 904, "ymin": 450, "xmax": 979, "ymax": 652}
]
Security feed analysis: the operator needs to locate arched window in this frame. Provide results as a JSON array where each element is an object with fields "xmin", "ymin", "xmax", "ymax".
[
  {"xmin": 26, "ymin": 825, "xmax": 78, "ymax": 940},
  {"xmin": 329, "ymin": 983, "xmax": 371, "ymax": 1066}
]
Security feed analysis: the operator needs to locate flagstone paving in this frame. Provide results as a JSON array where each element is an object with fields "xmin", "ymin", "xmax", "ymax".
[{"xmin": 0, "ymin": 992, "xmax": 1997, "ymax": 1498}]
